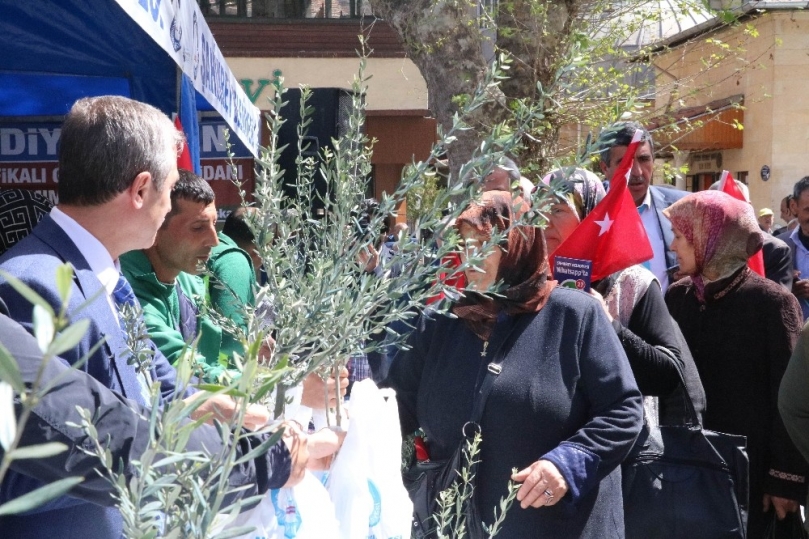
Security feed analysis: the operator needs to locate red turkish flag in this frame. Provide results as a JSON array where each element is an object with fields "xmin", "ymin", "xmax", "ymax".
[
  {"xmin": 719, "ymin": 170, "xmax": 765, "ymax": 276},
  {"xmin": 174, "ymin": 116, "xmax": 194, "ymax": 171},
  {"xmin": 549, "ymin": 131, "xmax": 653, "ymax": 282}
]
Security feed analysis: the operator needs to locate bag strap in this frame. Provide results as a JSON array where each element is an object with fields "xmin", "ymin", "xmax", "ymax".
[
  {"xmin": 654, "ymin": 343, "xmax": 700, "ymax": 427},
  {"xmin": 468, "ymin": 313, "xmax": 534, "ymax": 428}
]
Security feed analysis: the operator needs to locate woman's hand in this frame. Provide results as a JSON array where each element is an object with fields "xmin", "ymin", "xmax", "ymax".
[
  {"xmin": 306, "ymin": 427, "xmax": 347, "ymax": 470},
  {"xmin": 281, "ymin": 421, "xmax": 309, "ymax": 487},
  {"xmin": 511, "ymin": 459, "xmax": 569, "ymax": 509},
  {"xmin": 763, "ymin": 494, "xmax": 800, "ymax": 519},
  {"xmin": 358, "ymin": 244, "xmax": 379, "ymax": 273},
  {"xmin": 589, "ymin": 289, "xmax": 613, "ymax": 322},
  {"xmin": 184, "ymin": 393, "xmax": 270, "ymax": 431},
  {"xmin": 301, "ymin": 369, "xmax": 349, "ymax": 409}
]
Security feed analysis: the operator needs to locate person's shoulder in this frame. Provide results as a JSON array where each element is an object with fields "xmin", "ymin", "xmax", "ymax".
[
  {"xmin": 0, "ymin": 236, "xmax": 62, "ymax": 282},
  {"xmin": 762, "ymin": 232, "xmax": 789, "ymax": 252},
  {"xmin": 665, "ymin": 276, "xmax": 694, "ymax": 297},
  {"xmin": 776, "ymin": 228, "xmax": 796, "ymax": 247},
  {"xmin": 746, "ymin": 270, "xmax": 795, "ymax": 301},
  {"xmin": 209, "ymin": 239, "xmax": 251, "ymax": 269},
  {"xmin": 546, "ymin": 286, "xmax": 601, "ymax": 315},
  {"xmin": 650, "ymin": 185, "xmax": 688, "ymax": 205},
  {"xmin": 745, "ymin": 271, "xmax": 803, "ymax": 326},
  {"xmin": 120, "ymin": 249, "xmax": 151, "ymax": 275},
  {"xmin": 177, "ymin": 271, "xmax": 206, "ymax": 298}
]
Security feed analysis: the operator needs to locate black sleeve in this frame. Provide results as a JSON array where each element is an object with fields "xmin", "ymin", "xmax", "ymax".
[
  {"xmin": 382, "ymin": 313, "xmax": 433, "ymax": 435},
  {"xmin": 611, "ymin": 281, "xmax": 682, "ymax": 397},
  {"xmin": 1, "ymin": 314, "xmax": 289, "ymax": 507},
  {"xmin": 764, "ymin": 291, "xmax": 808, "ymax": 500},
  {"xmin": 763, "ymin": 235, "xmax": 793, "ymax": 291}
]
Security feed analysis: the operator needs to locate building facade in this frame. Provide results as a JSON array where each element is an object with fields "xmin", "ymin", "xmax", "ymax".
[
  {"xmin": 203, "ymin": 5, "xmax": 436, "ymax": 221},
  {"xmin": 649, "ymin": 5, "xmax": 809, "ymax": 219}
]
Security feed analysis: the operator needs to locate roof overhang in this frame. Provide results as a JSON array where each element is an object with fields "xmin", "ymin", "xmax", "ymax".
[{"xmin": 647, "ymin": 95, "xmax": 744, "ymax": 152}]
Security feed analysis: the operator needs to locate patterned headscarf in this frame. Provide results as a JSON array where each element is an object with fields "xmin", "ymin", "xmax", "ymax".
[
  {"xmin": 452, "ymin": 190, "xmax": 557, "ymax": 340},
  {"xmin": 540, "ymin": 168, "xmax": 606, "ymax": 221},
  {"xmin": 663, "ymin": 190, "xmax": 763, "ymax": 301}
]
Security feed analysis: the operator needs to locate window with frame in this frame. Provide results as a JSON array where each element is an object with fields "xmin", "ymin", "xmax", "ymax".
[{"xmin": 198, "ymin": 0, "xmax": 372, "ymax": 19}]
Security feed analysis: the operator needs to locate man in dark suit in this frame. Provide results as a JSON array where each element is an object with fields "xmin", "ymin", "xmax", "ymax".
[
  {"xmin": 597, "ymin": 122, "xmax": 687, "ymax": 291},
  {"xmin": 780, "ymin": 176, "xmax": 809, "ymax": 320},
  {"xmin": 0, "ymin": 96, "xmax": 291, "ymax": 538},
  {"xmin": 0, "ymin": 297, "xmax": 299, "ymax": 512}
]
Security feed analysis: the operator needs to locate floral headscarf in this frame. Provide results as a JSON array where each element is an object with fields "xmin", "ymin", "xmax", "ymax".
[
  {"xmin": 540, "ymin": 168, "xmax": 606, "ymax": 221},
  {"xmin": 663, "ymin": 190, "xmax": 763, "ymax": 301},
  {"xmin": 452, "ymin": 190, "xmax": 557, "ymax": 340}
]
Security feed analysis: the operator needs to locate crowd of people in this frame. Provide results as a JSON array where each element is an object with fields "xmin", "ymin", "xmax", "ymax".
[{"xmin": 3, "ymin": 96, "xmax": 809, "ymax": 539}]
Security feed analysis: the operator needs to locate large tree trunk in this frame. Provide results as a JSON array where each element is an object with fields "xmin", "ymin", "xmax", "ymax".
[
  {"xmin": 370, "ymin": 0, "xmax": 586, "ymax": 180},
  {"xmin": 370, "ymin": 0, "xmax": 509, "ymax": 184}
]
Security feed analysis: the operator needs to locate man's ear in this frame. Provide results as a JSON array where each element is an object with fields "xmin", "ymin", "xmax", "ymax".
[
  {"xmin": 790, "ymin": 198, "xmax": 798, "ymax": 217},
  {"xmin": 599, "ymin": 160, "xmax": 608, "ymax": 177},
  {"xmin": 128, "ymin": 172, "xmax": 152, "ymax": 209}
]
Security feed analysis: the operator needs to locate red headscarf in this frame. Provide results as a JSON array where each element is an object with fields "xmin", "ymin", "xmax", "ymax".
[
  {"xmin": 664, "ymin": 190, "xmax": 763, "ymax": 301},
  {"xmin": 452, "ymin": 190, "xmax": 557, "ymax": 340}
]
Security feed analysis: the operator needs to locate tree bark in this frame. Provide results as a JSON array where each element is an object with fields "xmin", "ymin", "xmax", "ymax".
[{"xmin": 370, "ymin": 0, "xmax": 509, "ymax": 184}]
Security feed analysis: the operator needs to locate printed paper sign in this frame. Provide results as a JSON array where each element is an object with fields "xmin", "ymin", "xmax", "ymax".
[{"xmin": 554, "ymin": 256, "xmax": 592, "ymax": 292}]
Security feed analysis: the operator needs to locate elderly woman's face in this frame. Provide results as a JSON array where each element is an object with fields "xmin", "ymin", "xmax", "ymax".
[
  {"xmin": 544, "ymin": 200, "xmax": 580, "ymax": 254},
  {"xmin": 670, "ymin": 227, "xmax": 697, "ymax": 276},
  {"xmin": 458, "ymin": 223, "xmax": 502, "ymax": 291}
]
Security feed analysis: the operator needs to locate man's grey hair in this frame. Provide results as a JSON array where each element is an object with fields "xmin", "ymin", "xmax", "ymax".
[
  {"xmin": 58, "ymin": 95, "xmax": 184, "ymax": 206},
  {"xmin": 596, "ymin": 121, "xmax": 654, "ymax": 167}
]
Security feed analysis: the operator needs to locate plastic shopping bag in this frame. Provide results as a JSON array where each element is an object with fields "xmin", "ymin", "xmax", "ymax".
[
  {"xmin": 224, "ymin": 470, "xmax": 340, "ymax": 539},
  {"xmin": 327, "ymin": 379, "xmax": 413, "ymax": 539}
]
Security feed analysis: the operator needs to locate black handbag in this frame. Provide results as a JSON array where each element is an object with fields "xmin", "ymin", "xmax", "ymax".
[
  {"xmin": 403, "ymin": 316, "xmax": 528, "ymax": 539},
  {"xmin": 623, "ymin": 362, "xmax": 750, "ymax": 539},
  {"xmin": 403, "ymin": 423, "xmax": 486, "ymax": 538},
  {"xmin": 762, "ymin": 512, "xmax": 808, "ymax": 539}
]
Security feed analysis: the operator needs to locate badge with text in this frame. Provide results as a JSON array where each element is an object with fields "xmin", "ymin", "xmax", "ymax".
[{"xmin": 554, "ymin": 256, "xmax": 593, "ymax": 292}]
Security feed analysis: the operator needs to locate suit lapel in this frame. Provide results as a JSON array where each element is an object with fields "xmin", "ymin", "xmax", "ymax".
[
  {"xmin": 33, "ymin": 216, "xmax": 145, "ymax": 403},
  {"xmin": 650, "ymin": 187, "xmax": 677, "ymax": 270}
]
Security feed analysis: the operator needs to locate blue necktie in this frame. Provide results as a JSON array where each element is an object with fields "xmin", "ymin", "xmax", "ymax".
[
  {"xmin": 112, "ymin": 273, "xmax": 138, "ymax": 309},
  {"xmin": 112, "ymin": 273, "xmax": 151, "ymax": 404}
]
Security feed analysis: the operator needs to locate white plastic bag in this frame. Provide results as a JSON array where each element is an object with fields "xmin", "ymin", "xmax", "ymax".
[
  {"xmin": 224, "ymin": 471, "xmax": 340, "ymax": 539},
  {"xmin": 327, "ymin": 379, "xmax": 413, "ymax": 539}
]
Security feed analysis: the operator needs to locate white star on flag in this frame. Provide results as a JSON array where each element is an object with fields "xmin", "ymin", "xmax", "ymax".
[{"xmin": 595, "ymin": 213, "xmax": 614, "ymax": 236}]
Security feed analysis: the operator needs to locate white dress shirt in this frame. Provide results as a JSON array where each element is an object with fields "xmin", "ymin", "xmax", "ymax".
[{"xmin": 638, "ymin": 189, "xmax": 669, "ymax": 291}]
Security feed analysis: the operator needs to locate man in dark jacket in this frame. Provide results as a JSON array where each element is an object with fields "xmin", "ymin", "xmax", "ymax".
[
  {"xmin": 0, "ymin": 299, "xmax": 307, "ymax": 515},
  {"xmin": 597, "ymin": 122, "xmax": 686, "ymax": 292}
]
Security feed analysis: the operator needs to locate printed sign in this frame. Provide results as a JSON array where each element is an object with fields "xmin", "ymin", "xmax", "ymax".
[
  {"xmin": 199, "ymin": 118, "xmax": 255, "ymax": 217},
  {"xmin": 0, "ymin": 119, "xmax": 255, "ymax": 212},
  {"xmin": 114, "ymin": 0, "xmax": 261, "ymax": 155},
  {"xmin": 554, "ymin": 256, "xmax": 592, "ymax": 292},
  {"xmin": 0, "ymin": 123, "xmax": 61, "ymax": 205}
]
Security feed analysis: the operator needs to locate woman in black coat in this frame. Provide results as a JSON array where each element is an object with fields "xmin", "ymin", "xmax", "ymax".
[
  {"xmin": 541, "ymin": 168, "xmax": 705, "ymax": 425},
  {"xmin": 387, "ymin": 190, "xmax": 643, "ymax": 538},
  {"xmin": 664, "ymin": 190, "xmax": 807, "ymax": 536}
]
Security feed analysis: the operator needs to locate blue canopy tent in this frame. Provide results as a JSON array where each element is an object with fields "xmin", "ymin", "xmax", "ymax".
[{"xmin": 0, "ymin": 0, "xmax": 260, "ymax": 174}]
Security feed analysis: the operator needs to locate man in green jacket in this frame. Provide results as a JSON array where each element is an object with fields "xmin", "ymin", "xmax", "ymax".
[
  {"xmin": 207, "ymin": 207, "xmax": 262, "ymax": 355},
  {"xmin": 121, "ymin": 169, "xmax": 240, "ymax": 382}
]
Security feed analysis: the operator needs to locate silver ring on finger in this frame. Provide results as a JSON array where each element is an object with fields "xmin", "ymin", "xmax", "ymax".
[{"xmin": 543, "ymin": 489, "xmax": 554, "ymax": 500}]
